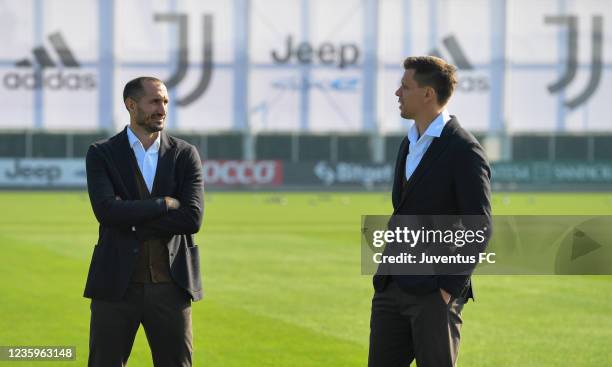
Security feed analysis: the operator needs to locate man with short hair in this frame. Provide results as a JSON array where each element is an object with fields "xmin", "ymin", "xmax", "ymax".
[
  {"xmin": 368, "ymin": 56, "xmax": 492, "ymax": 367},
  {"xmin": 84, "ymin": 76, "xmax": 204, "ymax": 367}
]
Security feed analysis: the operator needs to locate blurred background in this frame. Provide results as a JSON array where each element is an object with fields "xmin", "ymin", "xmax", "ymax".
[
  {"xmin": 1, "ymin": 1, "xmax": 612, "ymax": 366},
  {"xmin": 1, "ymin": 0, "xmax": 611, "ymax": 190}
]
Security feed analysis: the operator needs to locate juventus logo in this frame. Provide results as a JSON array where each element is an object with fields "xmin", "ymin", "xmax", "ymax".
[
  {"xmin": 545, "ymin": 15, "xmax": 603, "ymax": 109},
  {"xmin": 154, "ymin": 13, "xmax": 214, "ymax": 106}
]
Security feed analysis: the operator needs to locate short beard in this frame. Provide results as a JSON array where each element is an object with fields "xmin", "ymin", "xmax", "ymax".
[
  {"xmin": 141, "ymin": 121, "xmax": 163, "ymax": 133},
  {"xmin": 135, "ymin": 110, "xmax": 164, "ymax": 133}
]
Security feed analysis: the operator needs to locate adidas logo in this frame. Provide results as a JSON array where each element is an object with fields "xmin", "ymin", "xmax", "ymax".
[
  {"xmin": 3, "ymin": 32, "xmax": 96, "ymax": 91},
  {"xmin": 16, "ymin": 32, "xmax": 80, "ymax": 68},
  {"xmin": 429, "ymin": 35, "xmax": 489, "ymax": 93},
  {"xmin": 429, "ymin": 35, "xmax": 474, "ymax": 70}
]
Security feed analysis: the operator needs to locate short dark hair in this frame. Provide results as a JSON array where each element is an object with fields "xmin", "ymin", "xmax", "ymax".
[
  {"xmin": 122, "ymin": 76, "xmax": 163, "ymax": 103},
  {"xmin": 403, "ymin": 56, "xmax": 457, "ymax": 106}
]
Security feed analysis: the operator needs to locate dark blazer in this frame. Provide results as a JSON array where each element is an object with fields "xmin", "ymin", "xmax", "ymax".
[
  {"xmin": 374, "ymin": 116, "xmax": 492, "ymax": 299},
  {"xmin": 84, "ymin": 127, "xmax": 204, "ymax": 301}
]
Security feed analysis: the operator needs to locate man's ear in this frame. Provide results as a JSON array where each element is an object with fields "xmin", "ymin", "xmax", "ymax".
[
  {"xmin": 125, "ymin": 98, "xmax": 135, "ymax": 113},
  {"xmin": 424, "ymin": 87, "xmax": 437, "ymax": 104}
]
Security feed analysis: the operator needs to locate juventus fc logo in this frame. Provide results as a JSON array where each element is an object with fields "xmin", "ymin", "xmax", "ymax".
[
  {"xmin": 545, "ymin": 15, "xmax": 603, "ymax": 109},
  {"xmin": 154, "ymin": 13, "xmax": 214, "ymax": 107}
]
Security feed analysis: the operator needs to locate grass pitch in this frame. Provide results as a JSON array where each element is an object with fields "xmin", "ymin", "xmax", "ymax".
[{"xmin": 0, "ymin": 192, "xmax": 611, "ymax": 366}]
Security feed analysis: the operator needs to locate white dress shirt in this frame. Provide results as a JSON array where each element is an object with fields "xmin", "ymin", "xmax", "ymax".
[
  {"xmin": 126, "ymin": 126, "xmax": 161, "ymax": 193},
  {"xmin": 405, "ymin": 109, "xmax": 451, "ymax": 180}
]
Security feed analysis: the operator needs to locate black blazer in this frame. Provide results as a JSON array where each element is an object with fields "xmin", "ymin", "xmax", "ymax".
[
  {"xmin": 84, "ymin": 127, "xmax": 204, "ymax": 301},
  {"xmin": 374, "ymin": 116, "xmax": 492, "ymax": 299}
]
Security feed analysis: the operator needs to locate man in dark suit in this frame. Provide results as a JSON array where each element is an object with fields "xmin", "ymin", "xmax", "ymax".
[
  {"xmin": 84, "ymin": 76, "xmax": 204, "ymax": 367},
  {"xmin": 368, "ymin": 56, "xmax": 492, "ymax": 367}
]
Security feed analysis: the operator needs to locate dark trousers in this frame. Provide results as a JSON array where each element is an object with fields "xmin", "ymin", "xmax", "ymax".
[
  {"xmin": 88, "ymin": 282, "xmax": 193, "ymax": 367},
  {"xmin": 368, "ymin": 280, "xmax": 464, "ymax": 367}
]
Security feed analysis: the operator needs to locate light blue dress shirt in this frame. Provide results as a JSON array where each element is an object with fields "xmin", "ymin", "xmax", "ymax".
[
  {"xmin": 405, "ymin": 109, "xmax": 451, "ymax": 180},
  {"xmin": 126, "ymin": 126, "xmax": 161, "ymax": 193}
]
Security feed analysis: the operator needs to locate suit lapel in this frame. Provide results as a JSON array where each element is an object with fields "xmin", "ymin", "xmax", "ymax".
[
  {"xmin": 110, "ymin": 127, "xmax": 141, "ymax": 200},
  {"xmin": 151, "ymin": 131, "xmax": 174, "ymax": 196},
  {"xmin": 395, "ymin": 118, "xmax": 458, "ymax": 212},
  {"xmin": 392, "ymin": 137, "xmax": 409, "ymax": 209}
]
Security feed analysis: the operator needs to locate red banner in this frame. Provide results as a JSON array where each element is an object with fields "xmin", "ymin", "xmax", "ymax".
[{"xmin": 202, "ymin": 160, "xmax": 283, "ymax": 186}]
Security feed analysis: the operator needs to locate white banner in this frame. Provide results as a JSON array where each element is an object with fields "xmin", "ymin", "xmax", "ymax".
[
  {"xmin": 506, "ymin": 0, "xmax": 612, "ymax": 132},
  {"xmin": 0, "ymin": 159, "xmax": 86, "ymax": 188},
  {"xmin": 0, "ymin": 0, "xmax": 611, "ymax": 133},
  {"xmin": 113, "ymin": 0, "xmax": 234, "ymax": 132}
]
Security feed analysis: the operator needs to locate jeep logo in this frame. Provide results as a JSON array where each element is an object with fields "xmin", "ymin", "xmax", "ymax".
[
  {"xmin": 4, "ymin": 160, "xmax": 62, "ymax": 184},
  {"xmin": 271, "ymin": 35, "xmax": 360, "ymax": 69}
]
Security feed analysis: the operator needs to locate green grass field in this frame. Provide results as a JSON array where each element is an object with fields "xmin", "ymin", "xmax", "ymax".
[{"xmin": 0, "ymin": 192, "xmax": 611, "ymax": 366}]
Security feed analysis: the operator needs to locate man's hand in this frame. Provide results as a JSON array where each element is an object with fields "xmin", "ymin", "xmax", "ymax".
[
  {"xmin": 164, "ymin": 197, "xmax": 181, "ymax": 210},
  {"xmin": 440, "ymin": 288, "xmax": 451, "ymax": 304}
]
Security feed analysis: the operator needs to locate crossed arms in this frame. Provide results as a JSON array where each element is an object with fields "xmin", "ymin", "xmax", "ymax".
[{"xmin": 85, "ymin": 143, "xmax": 204, "ymax": 237}]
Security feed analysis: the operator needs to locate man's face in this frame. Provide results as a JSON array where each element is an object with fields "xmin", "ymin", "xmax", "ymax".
[
  {"xmin": 395, "ymin": 69, "xmax": 427, "ymax": 120},
  {"xmin": 130, "ymin": 81, "xmax": 169, "ymax": 133}
]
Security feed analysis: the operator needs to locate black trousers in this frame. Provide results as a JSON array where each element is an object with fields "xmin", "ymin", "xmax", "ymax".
[
  {"xmin": 88, "ymin": 282, "xmax": 193, "ymax": 367},
  {"xmin": 368, "ymin": 280, "xmax": 464, "ymax": 367}
]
